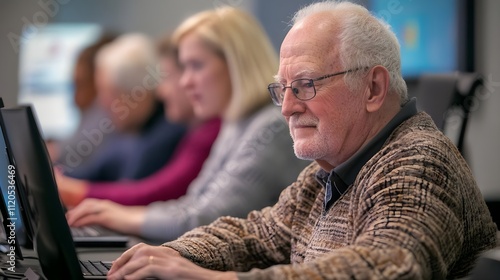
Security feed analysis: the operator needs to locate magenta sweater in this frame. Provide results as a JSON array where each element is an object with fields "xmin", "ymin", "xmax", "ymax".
[{"xmin": 86, "ymin": 118, "xmax": 221, "ymax": 205}]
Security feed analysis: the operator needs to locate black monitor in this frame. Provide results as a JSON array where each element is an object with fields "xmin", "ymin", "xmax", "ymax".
[
  {"xmin": 0, "ymin": 101, "xmax": 36, "ymax": 250},
  {"xmin": 0, "ymin": 105, "xmax": 83, "ymax": 279},
  {"xmin": 0, "ymin": 130, "xmax": 24, "ymax": 262},
  {"xmin": 0, "ymin": 152, "xmax": 23, "ymax": 270},
  {"xmin": 0, "ymin": 98, "xmax": 24, "ymax": 273}
]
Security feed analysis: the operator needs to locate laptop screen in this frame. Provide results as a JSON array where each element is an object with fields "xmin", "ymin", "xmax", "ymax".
[
  {"xmin": 0, "ymin": 131, "xmax": 24, "ymax": 260},
  {"xmin": 0, "ymin": 104, "xmax": 38, "ymax": 251},
  {"xmin": 0, "ymin": 105, "xmax": 84, "ymax": 279}
]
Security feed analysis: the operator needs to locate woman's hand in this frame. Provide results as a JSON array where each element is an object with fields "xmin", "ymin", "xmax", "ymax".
[
  {"xmin": 66, "ymin": 198, "xmax": 145, "ymax": 236},
  {"xmin": 54, "ymin": 169, "xmax": 89, "ymax": 207}
]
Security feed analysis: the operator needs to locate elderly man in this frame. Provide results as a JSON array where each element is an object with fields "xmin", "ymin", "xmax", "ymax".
[{"xmin": 108, "ymin": 2, "xmax": 497, "ymax": 279}]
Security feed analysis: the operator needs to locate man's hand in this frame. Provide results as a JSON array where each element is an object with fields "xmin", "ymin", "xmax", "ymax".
[
  {"xmin": 107, "ymin": 243, "xmax": 238, "ymax": 280},
  {"xmin": 66, "ymin": 198, "xmax": 145, "ymax": 236}
]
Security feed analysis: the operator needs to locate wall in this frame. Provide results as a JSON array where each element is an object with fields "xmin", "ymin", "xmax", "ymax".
[
  {"xmin": 0, "ymin": 1, "xmax": 51, "ymax": 107},
  {"xmin": 468, "ymin": 0, "xmax": 500, "ymax": 199},
  {"xmin": 50, "ymin": 0, "xmax": 232, "ymax": 37}
]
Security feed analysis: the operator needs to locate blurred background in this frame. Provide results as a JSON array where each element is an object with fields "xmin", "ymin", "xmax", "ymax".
[{"xmin": 0, "ymin": 0, "xmax": 499, "ymax": 201}]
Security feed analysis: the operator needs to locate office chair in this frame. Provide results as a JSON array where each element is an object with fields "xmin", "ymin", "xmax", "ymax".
[
  {"xmin": 414, "ymin": 72, "xmax": 484, "ymax": 155},
  {"xmin": 468, "ymin": 246, "xmax": 500, "ymax": 280}
]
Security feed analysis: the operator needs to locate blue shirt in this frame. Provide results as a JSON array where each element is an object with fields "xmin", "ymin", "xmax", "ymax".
[{"xmin": 65, "ymin": 104, "xmax": 186, "ymax": 181}]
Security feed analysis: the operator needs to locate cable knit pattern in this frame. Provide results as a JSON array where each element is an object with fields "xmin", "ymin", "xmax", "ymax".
[{"xmin": 164, "ymin": 112, "xmax": 497, "ymax": 279}]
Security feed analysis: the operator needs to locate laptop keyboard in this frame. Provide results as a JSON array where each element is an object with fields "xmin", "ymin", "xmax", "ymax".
[
  {"xmin": 70, "ymin": 225, "xmax": 129, "ymax": 247},
  {"xmin": 80, "ymin": 260, "xmax": 112, "ymax": 276},
  {"xmin": 71, "ymin": 225, "xmax": 115, "ymax": 237}
]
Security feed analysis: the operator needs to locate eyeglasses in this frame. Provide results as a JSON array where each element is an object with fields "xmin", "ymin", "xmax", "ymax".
[{"xmin": 267, "ymin": 69, "xmax": 359, "ymax": 106}]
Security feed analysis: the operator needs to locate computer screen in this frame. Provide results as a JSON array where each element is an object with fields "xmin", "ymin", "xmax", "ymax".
[
  {"xmin": 18, "ymin": 23, "xmax": 102, "ymax": 140},
  {"xmin": 0, "ymin": 107, "xmax": 42, "ymax": 252},
  {"xmin": 0, "ymin": 135, "xmax": 24, "ymax": 260},
  {"xmin": 0, "ymin": 100, "xmax": 36, "ymax": 252},
  {"xmin": 0, "ymin": 105, "xmax": 83, "ymax": 279},
  {"xmin": 369, "ymin": 0, "xmax": 471, "ymax": 78}
]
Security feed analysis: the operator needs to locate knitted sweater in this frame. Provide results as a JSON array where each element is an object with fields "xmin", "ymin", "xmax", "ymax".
[{"xmin": 164, "ymin": 112, "xmax": 497, "ymax": 279}]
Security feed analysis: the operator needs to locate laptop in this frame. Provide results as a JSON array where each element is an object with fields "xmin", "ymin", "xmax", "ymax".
[
  {"xmin": 0, "ymin": 102, "xmax": 128, "ymax": 249},
  {"xmin": 0, "ymin": 132, "xmax": 24, "ymax": 261},
  {"xmin": 0, "ymin": 104, "xmax": 124, "ymax": 278}
]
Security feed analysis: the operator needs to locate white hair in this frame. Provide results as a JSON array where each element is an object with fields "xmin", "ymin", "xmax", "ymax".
[
  {"xmin": 292, "ymin": 1, "xmax": 408, "ymax": 104},
  {"xmin": 96, "ymin": 33, "xmax": 157, "ymax": 92}
]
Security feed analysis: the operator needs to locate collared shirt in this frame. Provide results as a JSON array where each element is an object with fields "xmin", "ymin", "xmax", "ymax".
[{"xmin": 316, "ymin": 98, "xmax": 418, "ymax": 210}]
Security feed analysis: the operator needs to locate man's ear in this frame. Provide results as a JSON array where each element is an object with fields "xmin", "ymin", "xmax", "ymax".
[{"xmin": 365, "ymin": 65, "xmax": 390, "ymax": 113}]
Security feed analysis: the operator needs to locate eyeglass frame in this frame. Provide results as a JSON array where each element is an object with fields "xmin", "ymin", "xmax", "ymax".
[{"xmin": 267, "ymin": 68, "xmax": 363, "ymax": 106}]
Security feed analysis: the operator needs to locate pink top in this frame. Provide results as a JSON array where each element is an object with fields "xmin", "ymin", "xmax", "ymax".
[{"xmin": 86, "ymin": 118, "xmax": 221, "ymax": 205}]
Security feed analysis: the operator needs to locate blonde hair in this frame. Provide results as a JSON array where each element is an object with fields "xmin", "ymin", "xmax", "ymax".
[{"xmin": 172, "ymin": 7, "xmax": 278, "ymax": 121}]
